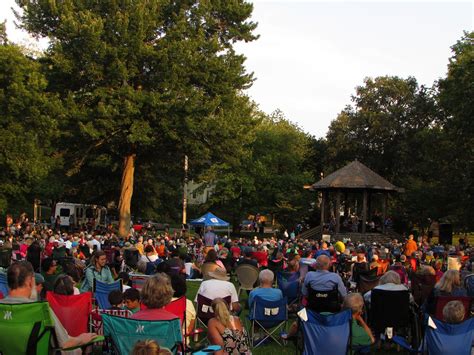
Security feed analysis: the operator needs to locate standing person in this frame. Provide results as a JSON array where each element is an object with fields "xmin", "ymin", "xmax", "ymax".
[
  {"xmin": 207, "ymin": 298, "xmax": 251, "ymax": 355},
  {"xmin": 80, "ymin": 250, "xmax": 114, "ymax": 292},
  {"xmin": 204, "ymin": 226, "xmax": 218, "ymax": 250},
  {"xmin": 404, "ymin": 234, "xmax": 418, "ymax": 257}
]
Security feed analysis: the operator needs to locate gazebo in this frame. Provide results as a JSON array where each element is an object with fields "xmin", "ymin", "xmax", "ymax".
[{"xmin": 310, "ymin": 160, "xmax": 403, "ymax": 235}]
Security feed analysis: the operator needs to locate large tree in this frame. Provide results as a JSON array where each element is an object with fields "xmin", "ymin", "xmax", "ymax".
[
  {"xmin": 0, "ymin": 39, "xmax": 61, "ymax": 215},
  {"xmin": 436, "ymin": 31, "xmax": 474, "ymax": 229},
  {"xmin": 16, "ymin": 0, "xmax": 258, "ymax": 236}
]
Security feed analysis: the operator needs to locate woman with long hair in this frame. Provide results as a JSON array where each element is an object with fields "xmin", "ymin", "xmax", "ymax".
[
  {"xmin": 425, "ymin": 269, "xmax": 467, "ymax": 314},
  {"xmin": 207, "ymin": 298, "xmax": 251, "ymax": 355}
]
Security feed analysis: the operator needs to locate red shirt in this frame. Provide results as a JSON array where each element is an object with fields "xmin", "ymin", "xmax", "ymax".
[{"xmin": 131, "ymin": 308, "xmax": 178, "ymax": 321}]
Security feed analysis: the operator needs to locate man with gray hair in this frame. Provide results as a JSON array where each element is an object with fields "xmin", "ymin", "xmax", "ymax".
[
  {"xmin": 248, "ymin": 269, "xmax": 283, "ymax": 308},
  {"xmin": 302, "ymin": 255, "xmax": 347, "ymax": 298}
]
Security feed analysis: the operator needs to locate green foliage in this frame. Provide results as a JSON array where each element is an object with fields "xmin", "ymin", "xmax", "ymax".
[{"xmin": 0, "ymin": 43, "xmax": 62, "ymax": 214}]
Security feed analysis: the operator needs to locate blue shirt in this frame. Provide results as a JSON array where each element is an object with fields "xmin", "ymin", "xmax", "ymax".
[
  {"xmin": 204, "ymin": 231, "xmax": 217, "ymax": 246},
  {"xmin": 248, "ymin": 287, "xmax": 283, "ymax": 308},
  {"xmin": 302, "ymin": 270, "xmax": 347, "ymax": 298}
]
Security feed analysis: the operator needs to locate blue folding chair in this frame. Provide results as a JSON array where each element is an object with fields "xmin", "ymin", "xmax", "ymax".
[
  {"xmin": 248, "ymin": 296, "xmax": 288, "ymax": 347},
  {"xmin": 102, "ymin": 313, "xmax": 183, "ymax": 354},
  {"xmin": 277, "ymin": 271, "xmax": 300, "ymax": 305},
  {"xmin": 393, "ymin": 315, "xmax": 474, "ymax": 355},
  {"xmin": 0, "ymin": 272, "xmax": 8, "ymax": 297},
  {"xmin": 93, "ymin": 279, "xmax": 122, "ymax": 309},
  {"xmin": 299, "ymin": 308, "xmax": 352, "ymax": 355}
]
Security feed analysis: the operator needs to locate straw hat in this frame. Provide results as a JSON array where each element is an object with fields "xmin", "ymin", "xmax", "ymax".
[{"xmin": 208, "ymin": 268, "xmax": 230, "ymax": 281}]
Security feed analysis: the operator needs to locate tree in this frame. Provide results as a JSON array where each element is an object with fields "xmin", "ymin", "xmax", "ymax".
[
  {"xmin": 436, "ymin": 31, "xmax": 474, "ymax": 230},
  {"xmin": 0, "ymin": 42, "xmax": 61, "ymax": 214},
  {"xmin": 16, "ymin": 0, "xmax": 258, "ymax": 236}
]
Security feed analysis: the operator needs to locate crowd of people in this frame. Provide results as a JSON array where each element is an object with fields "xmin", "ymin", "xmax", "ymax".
[{"xmin": 0, "ymin": 218, "xmax": 472, "ymax": 354}]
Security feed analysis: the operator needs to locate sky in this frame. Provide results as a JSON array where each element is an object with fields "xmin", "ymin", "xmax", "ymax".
[{"xmin": 1, "ymin": 1, "xmax": 472, "ymax": 138}]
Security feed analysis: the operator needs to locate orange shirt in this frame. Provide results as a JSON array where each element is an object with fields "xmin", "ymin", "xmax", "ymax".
[{"xmin": 404, "ymin": 239, "xmax": 418, "ymax": 256}]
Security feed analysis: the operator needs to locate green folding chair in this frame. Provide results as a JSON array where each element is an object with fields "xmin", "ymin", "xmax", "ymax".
[
  {"xmin": 102, "ymin": 313, "xmax": 183, "ymax": 354},
  {"xmin": 0, "ymin": 301, "xmax": 103, "ymax": 355}
]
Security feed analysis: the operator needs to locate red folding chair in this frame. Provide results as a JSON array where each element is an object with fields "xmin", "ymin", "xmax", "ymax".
[{"xmin": 46, "ymin": 291, "xmax": 92, "ymax": 337}]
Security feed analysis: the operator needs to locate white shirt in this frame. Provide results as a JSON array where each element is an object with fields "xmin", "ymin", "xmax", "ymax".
[
  {"xmin": 91, "ymin": 238, "xmax": 101, "ymax": 251},
  {"xmin": 195, "ymin": 279, "xmax": 239, "ymax": 305},
  {"xmin": 140, "ymin": 254, "xmax": 158, "ymax": 263}
]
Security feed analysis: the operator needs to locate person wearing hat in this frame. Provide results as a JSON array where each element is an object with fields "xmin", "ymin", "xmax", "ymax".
[{"xmin": 194, "ymin": 268, "xmax": 240, "ymax": 314}]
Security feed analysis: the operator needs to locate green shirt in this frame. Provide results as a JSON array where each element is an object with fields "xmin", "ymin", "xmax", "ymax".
[{"xmin": 351, "ymin": 319, "xmax": 372, "ymax": 346}]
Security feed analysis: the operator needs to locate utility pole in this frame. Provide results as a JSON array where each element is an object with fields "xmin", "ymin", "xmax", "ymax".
[{"xmin": 182, "ymin": 155, "xmax": 189, "ymax": 226}]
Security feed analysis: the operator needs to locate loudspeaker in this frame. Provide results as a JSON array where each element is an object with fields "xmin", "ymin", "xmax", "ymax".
[{"xmin": 439, "ymin": 223, "xmax": 453, "ymax": 245}]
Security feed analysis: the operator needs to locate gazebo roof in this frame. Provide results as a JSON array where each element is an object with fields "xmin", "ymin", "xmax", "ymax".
[{"xmin": 310, "ymin": 160, "xmax": 402, "ymax": 192}]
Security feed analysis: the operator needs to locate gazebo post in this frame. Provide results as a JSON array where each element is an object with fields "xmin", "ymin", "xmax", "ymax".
[
  {"xmin": 320, "ymin": 191, "xmax": 326, "ymax": 232},
  {"xmin": 335, "ymin": 191, "xmax": 341, "ymax": 234},
  {"xmin": 362, "ymin": 190, "xmax": 368, "ymax": 234},
  {"xmin": 382, "ymin": 193, "xmax": 388, "ymax": 234}
]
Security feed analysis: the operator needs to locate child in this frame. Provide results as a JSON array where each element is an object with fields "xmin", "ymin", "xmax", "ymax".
[
  {"xmin": 123, "ymin": 288, "xmax": 141, "ymax": 314},
  {"xmin": 108, "ymin": 290, "xmax": 124, "ymax": 310}
]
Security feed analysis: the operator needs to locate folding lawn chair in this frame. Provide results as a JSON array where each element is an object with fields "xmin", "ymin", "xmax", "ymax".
[
  {"xmin": 298, "ymin": 308, "xmax": 352, "ymax": 355},
  {"xmin": 0, "ymin": 248, "xmax": 12, "ymax": 269},
  {"xmin": 248, "ymin": 296, "xmax": 288, "ymax": 348},
  {"xmin": 393, "ymin": 314, "xmax": 474, "ymax": 355},
  {"xmin": 93, "ymin": 279, "xmax": 122, "ymax": 309},
  {"xmin": 357, "ymin": 273, "xmax": 380, "ymax": 295},
  {"xmin": 46, "ymin": 291, "xmax": 92, "ymax": 337},
  {"xmin": 235, "ymin": 264, "xmax": 259, "ymax": 298},
  {"xmin": 306, "ymin": 285, "xmax": 341, "ymax": 313},
  {"xmin": 277, "ymin": 271, "xmax": 300, "ymax": 306},
  {"xmin": 102, "ymin": 313, "xmax": 183, "ymax": 354},
  {"xmin": 130, "ymin": 274, "xmax": 151, "ymax": 291},
  {"xmin": 195, "ymin": 294, "xmax": 231, "ymax": 329},
  {"xmin": 0, "ymin": 272, "xmax": 8, "ymax": 297},
  {"xmin": 0, "ymin": 301, "xmax": 103, "ymax": 355},
  {"xmin": 91, "ymin": 308, "xmax": 133, "ymax": 335}
]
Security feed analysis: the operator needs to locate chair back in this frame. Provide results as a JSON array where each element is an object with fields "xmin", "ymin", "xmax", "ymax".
[
  {"xmin": 164, "ymin": 296, "xmax": 187, "ymax": 327},
  {"xmin": 102, "ymin": 313, "xmax": 182, "ymax": 354},
  {"xmin": 46, "ymin": 291, "xmax": 92, "ymax": 337},
  {"xmin": 130, "ymin": 274, "xmax": 151, "ymax": 290},
  {"xmin": 424, "ymin": 315, "xmax": 474, "ymax": 355},
  {"xmin": 307, "ymin": 285, "xmax": 340, "ymax": 313},
  {"xmin": 0, "ymin": 272, "xmax": 8, "ymax": 297},
  {"xmin": 0, "ymin": 301, "xmax": 55, "ymax": 355},
  {"xmin": 434, "ymin": 295, "xmax": 471, "ymax": 322},
  {"xmin": 0, "ymin": 248, "xmax": 12, "ymax": 268},
  {"xmin": 93, "ymin": 279, "xmax": 122, "ymax": 309},
  {"xmin": 235, "ymin": 264, "xmax": 259, "ymax": 291},
  {"xmin": 411, "ymin": 273, "xmax": 436, "ymax": 305},
  {"xmin": 357, "ymin": 274, "xmax": 380, "ymax": 295},
  {"xmin": 464, "ymin": 274, "xmax": 474, "ymax": 297},
  {"xmin": 276, "ymin": 271, "xmax": 300, "ymax": 303},
  {"xmin": 300, "ymin": 308, "xmax": 352, "ymax": 355},
  {"xmin": 370, "ymin": 289, "xmax": 410, "ymax": 333},
  {"xmin": 196, "ymin": 294, "xmax": 231, "ymax": 324},
  {"xmin": 249, "ymin": 296, "xmax": 287, "ymax": 328}
]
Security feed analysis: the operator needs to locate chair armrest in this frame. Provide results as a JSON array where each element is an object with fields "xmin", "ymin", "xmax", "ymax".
[{"xmin": 61, "ymin": 335, "xmax": 105, "ymax": 351}]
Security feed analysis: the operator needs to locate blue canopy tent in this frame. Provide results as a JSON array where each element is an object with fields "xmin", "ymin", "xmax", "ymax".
[{"xmin": 190, "ymin": 212, "xmax": 230, "ymax": 236}]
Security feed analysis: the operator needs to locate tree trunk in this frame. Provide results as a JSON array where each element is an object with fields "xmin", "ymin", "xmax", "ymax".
[{"xmin": 118, "ymin": 154, "xmax": 136, "ymax": 239}]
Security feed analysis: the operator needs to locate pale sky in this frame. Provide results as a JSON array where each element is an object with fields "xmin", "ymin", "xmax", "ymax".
[{"xmin": 2, "ymin": 0, "xmax": 472, "ymax": 137}]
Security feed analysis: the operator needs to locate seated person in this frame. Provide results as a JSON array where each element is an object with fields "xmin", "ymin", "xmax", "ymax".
[
  {"xmin": 80, "ymin": 250, "xmax": 114, "ymax": 292},
  {"xmin": 108, "ymin": 290, "xmax": 124, "ymax": 310},
  {"xmin": 131, "ymin": 273, "xmax": 178, "ymax": 321},
  {"xmin": 123, "ymin": 288, "xmax": 141, "ymax": 314},
  {"xmin": 41, "ymin": 257, "xmax": 58, "ymax": 292},
  {"xmin": 170, "ymin": 274, "xmax": 196, "ymax": 339},
  {"xmin": 424, "ymin": 269, "xmax": 467, "ymax": 314},
  {"xmin": 364, "ymin": 271, "xmax": 413, "ymax": 305},
  {"xmin": 237, "ymin": 250, "xmax": 258, "ymax": 268},
  {"xmin": 248, "ymin": 269, "xmax": 283, "ymax": 308},
  {"xmin": 195, "ymin": 268, "xmax": 240, "ymax": 314},
  {"xmin": 53, "ymin": 274, "xmax": 80, "ymax": 296},
  {"xmin": 208, "ymin": 298, "xmax": 251, "ymax": 355},
  {"xmin": 343, "ymin": 293, "xmax": 374, "ymax": 353},
  {"xmin": 0, "ymin": 261, "xmax": 97, "ymax": 351},
  {"xmin": 140, "ymin": 245, "xmax": 159, "ymax": 263},
  {"xmin": 442, "ymin": 300, "xmax": 465, "ymax": 324},
  {"xmin": 302, "ymin": 255, "xmax": 347, "ymax": 299}
]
